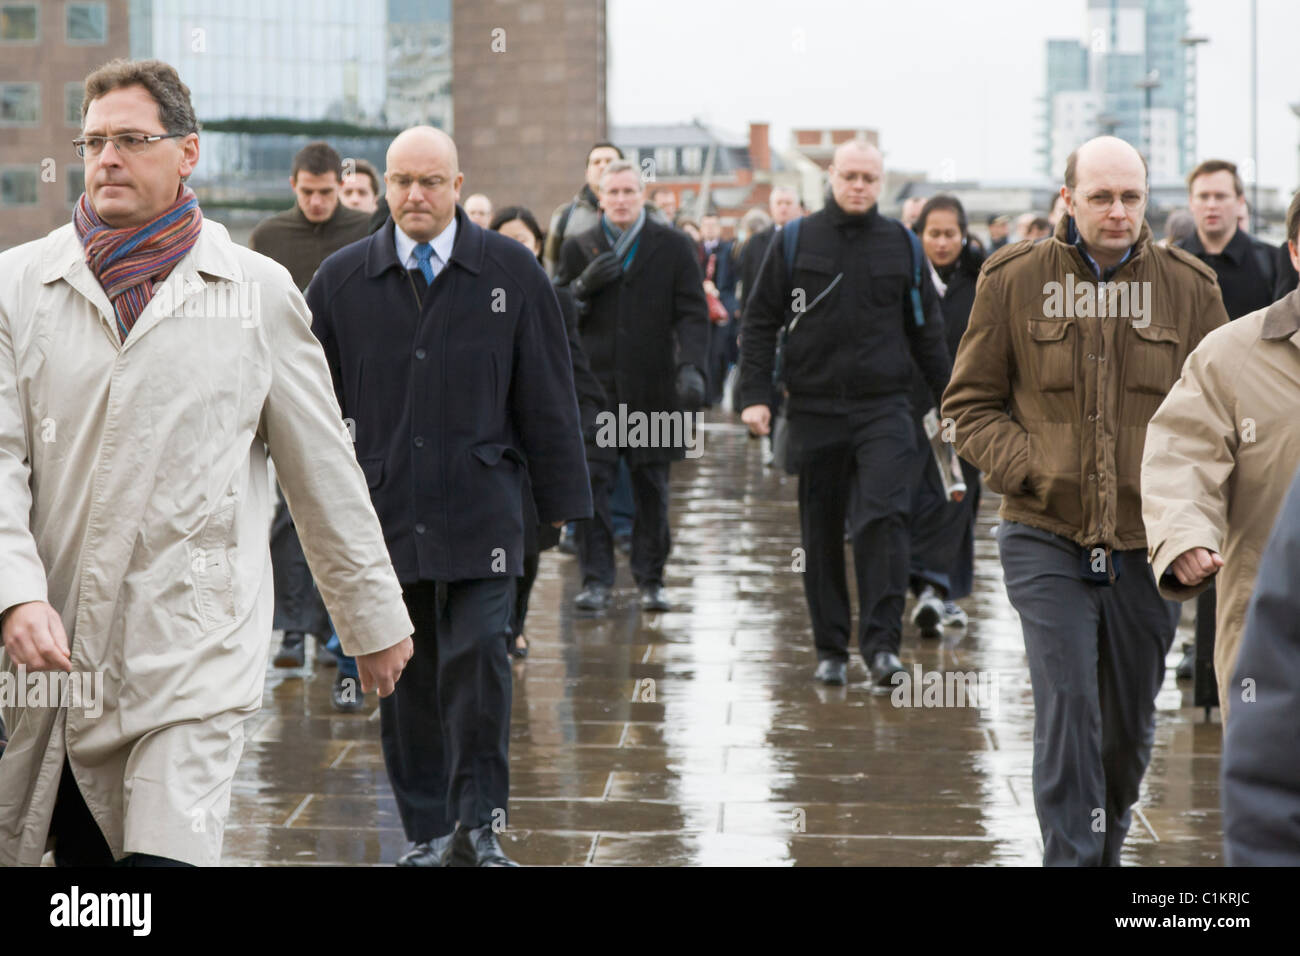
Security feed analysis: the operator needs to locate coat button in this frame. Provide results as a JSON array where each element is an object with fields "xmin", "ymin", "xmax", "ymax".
[
  {"xmin": 413, "ymin": 436, "xmax": 425, "ymax": 447},
  {"xmin": 1088, "ymin": 473, "xmax": 1096, "ymax": 481},
  {"xmin": 415, "ymin": 523, "xmax": 426, "ymax": 534},
  {"xmin": 415, "ymin": 348, "xmax": 427, "ymax": 360},
  {"xmin": 1088, "ymin": 413, "xmax": 1096, "ymax": 421},
  {"xmin": 1087, "ymin": 353, "xmax": 1096, "ymax": 360}
]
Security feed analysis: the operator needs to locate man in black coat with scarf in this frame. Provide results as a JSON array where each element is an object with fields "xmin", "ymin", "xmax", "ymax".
[
  {"xmin": 557, "ymin": 159, "xmax": 710, "ymax": 613},
  {"xmin": 308, "ymin": 127, "xmax": 592, "ymax": 866}
]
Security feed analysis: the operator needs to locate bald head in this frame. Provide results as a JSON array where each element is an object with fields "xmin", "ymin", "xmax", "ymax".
[
  {"xmin": 831, "ymin": 139, "xmax": 882, "ymax": 169},
  {"xmin": 1061, "ymin": 135, "xmax": 1148, "ymax": 270},
  {"xmin": 1065, "ymin": 136, "xmax": 1146, "ymax": 191},
  {"xmin": 385, "ymin": 126, "xmax": 464, "ymax": 242},
  {"xmin": 828, "ymin": 139, "xmax": 884, "ymax": 214},
  {"xmin": 387, "ymin": 125, "xmax": 459, "ymax": 175}
]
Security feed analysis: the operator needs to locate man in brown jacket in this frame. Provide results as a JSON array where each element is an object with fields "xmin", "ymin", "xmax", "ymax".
[
  {"xmin": 1142, "ymin": 190, "xmax": 1300, "ymax": 726},
  {"xmin": 943, "ymin": 136, "xmax": 1228, "ymax": 865}
]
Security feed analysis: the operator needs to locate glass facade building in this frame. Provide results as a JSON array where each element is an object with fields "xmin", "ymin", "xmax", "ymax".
[
  {"xmin": 128, "ymin": 0, "xmax": 451, "ymax": 207},
  {"xmin": 1042, "ymin": 0, "xmax": 1191, "ymax": 185}
]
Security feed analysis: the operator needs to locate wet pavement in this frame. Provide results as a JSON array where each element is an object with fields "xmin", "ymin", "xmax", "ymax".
[{"xmin": 223, "ymin": 415, "xmax": 1222, "ymax": 866}]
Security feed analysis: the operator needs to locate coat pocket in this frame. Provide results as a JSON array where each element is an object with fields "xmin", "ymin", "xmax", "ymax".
[
  {"xmin": 1125, "ymin": 323, "xmax": 1180, "ymax": 395},
  {"xmin": 1027, "ymin": 318, "xmax": 1077, "ymax": 392},
  {"xmin": 193, "ymin": 499, "xmax": 237, "ymax": 631}
]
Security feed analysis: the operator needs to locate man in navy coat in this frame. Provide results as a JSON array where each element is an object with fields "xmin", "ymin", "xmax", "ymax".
[{"xmin": 307, "ymin": 127, "xmax": 592, "ymax": 866}]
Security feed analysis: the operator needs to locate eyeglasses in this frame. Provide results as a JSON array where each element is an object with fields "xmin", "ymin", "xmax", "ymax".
[
  {"xmin": 1077, "ymin": 190, "xmax": 1146, "ymax": 212},
  {"xmin": 387, "ymin": 174, "xmax": 446, "ymax": 191},
  {"xmin": 73, "ymin": 132, "xmax": 190, "ymax": 158}
]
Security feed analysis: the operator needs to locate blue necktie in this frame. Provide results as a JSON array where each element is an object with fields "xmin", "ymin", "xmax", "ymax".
[{"xmin": 413, "ymin": 242, "xmax": 436, "ymax": 285}]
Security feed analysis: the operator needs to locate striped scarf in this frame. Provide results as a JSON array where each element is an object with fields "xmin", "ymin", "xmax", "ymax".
[{"xmin": 73, "ymin": 185, "xmax": 203, "ymax": 343}]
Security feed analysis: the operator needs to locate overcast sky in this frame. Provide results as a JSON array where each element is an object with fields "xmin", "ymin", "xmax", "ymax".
[{"xmin": 608, "ymin": 0, "xmax": 1300, "ymax": 196}]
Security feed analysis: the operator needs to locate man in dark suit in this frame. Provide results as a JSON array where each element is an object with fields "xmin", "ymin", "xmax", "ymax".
[
  {"xmin": 557, "ymin": 159, "xmax": 710, "ymax": 614},
  {"xmin": 307, "ymin": 127, "xmax": 592, "ymax": 867}
]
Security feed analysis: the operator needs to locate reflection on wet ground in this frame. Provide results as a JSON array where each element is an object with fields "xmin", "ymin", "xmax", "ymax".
[{"xmin": 225, "ymin": 417, "xmax": 1219, "ymax": 866}]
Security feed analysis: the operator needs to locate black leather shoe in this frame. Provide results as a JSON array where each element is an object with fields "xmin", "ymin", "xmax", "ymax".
[
  {"xmin": 870, "ymin": 651, "xmax": 907, "ymax": 687},
  {"xmin": 1175, "ymin": 643, "xmax": 1194, "ymax": 681},
  {"xmin": 396, "ymin": 831, "xmax": 456, "ymax": 867},
  {"xmin": 639, "ymin": 584, "xmax": 671, "ymax": 612},
  {"xmin": 574, "ymin": 584, "xmax": 612, "ymax": 611},
  {"xmin": 273, "ymin": 631, "xmax": 306, "ymax": 668},
  {"xmin": 814, "ymin": 659, "xmax": 847, "ymax": 686},
  {"xmin": 910, "ymin": 586, "xmax": 944, "ymax": 639},
  {"xmin": 450, "ymin": 824, "xmax": 519, "ymax": 867},
  {"xmin": 332, "ymin": 671, "xmax": 365, "ymax": 713}
]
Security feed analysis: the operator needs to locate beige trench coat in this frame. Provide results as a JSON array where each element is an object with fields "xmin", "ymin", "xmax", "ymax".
[
  {"xmin": 1142, "ymin": 288, "xmax": 1300, "ymax": 723},
  {"xmin": 0, "ymin": 220, "xmax": 412, "ymax": 865}
]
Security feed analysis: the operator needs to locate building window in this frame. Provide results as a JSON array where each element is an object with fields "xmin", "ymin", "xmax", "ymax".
[
  {"xmin": 0, "ymin": 83, "xmax": 40, "ymax": 126},
  {"xmin": 66, "ymin": 164, "xmax": 85, "ymax": 204},
  {"xmin": 0, "ymin": 166, "xmax": 40, "ymax": 206},
  {"xmin": 66, "ymin": 3, "xmax": 107, "ymax": 44},
  {"xmin": 682, "ymin": 146, "xmax": 703, "ymax": 175},
  {"xmin": 65, "ymin": 82, "xmax": 83, "ymax": 126},
  {"xmin": 0, "ymin": 3, "xmax": 38, "ymax": 42},
  {"xmin": 653, "ymin": 147, "xmax": 677, "ymax": 176}
]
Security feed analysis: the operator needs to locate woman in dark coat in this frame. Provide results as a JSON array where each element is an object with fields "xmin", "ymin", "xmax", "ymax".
[
  {"xmin": 490, "ymin": 206, "xmax": 606, "ymax": 657},
  {"xmin": 906, "ymin": 195, "xmax": 986, "ymax": 637}
]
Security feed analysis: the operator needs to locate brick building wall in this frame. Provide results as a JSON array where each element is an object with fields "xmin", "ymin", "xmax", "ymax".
[
  {"xmin": 451, "ymin": 0, "xmax": 606, "ymax": 228},
  {"xmin": 0, "ymin": 0, "xmax": 130, "ymax": 250}
]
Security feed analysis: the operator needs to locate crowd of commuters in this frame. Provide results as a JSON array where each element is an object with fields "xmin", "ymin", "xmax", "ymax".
[{"xmin": 3, "ymin": 54, "xmax": 1300, "ymax": 870}]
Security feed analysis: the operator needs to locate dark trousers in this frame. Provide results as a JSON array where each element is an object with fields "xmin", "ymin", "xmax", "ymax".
[
  {"xmin": 791, "ymin": 397, "xmax": 915, "ymax": 663},
  {"xmin": 610, "ymin": 458, "xmax": 635, "ymax": 538},
  {"xmin": 907, "ymin": 421, "xmax": 981, "ymax": 601},
  {"xmin": 270, "ymin": 495, "xmax": 331, "ymax": 637},
  {"xmin": 514, "ymin": 550, "xmax": 540, "ymax": 638},
  {"xmin": 997, "ymin": 520, "xmax": 1180, "ymax": 866},
  {"xmin": 1194, "ymin": 584, "xmax": 1220, "ymax": 710},
  {"xmin": 578, "ymin": 456, "xmax": 671, "ymax": 589},
  {"xmin": 380, "ymin": 577, "xmax": 514, "ymax": 842},
  {"xmin": 49, "ymin": 760, "xmax": 191, "ymax": 867},
  {"xmin": 706, "ymin": 318, "xmax": 734, "ymax": 404}
]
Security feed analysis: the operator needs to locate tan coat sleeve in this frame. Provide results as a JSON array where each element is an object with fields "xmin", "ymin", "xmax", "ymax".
[
  {"xmin": 0, "ymin": 279, "xmax": 50, "ymax": 617},
  {"xmin": 940, "ymin": 265, "xmax": 1030, "ymax": 496},
  {"xmin": 257, "ymin": 273, "xmax": 413, "ymax": 658},
  {"xmin": 1141, "ymin": 333, "xmax": 1238, "ymax": 601}
]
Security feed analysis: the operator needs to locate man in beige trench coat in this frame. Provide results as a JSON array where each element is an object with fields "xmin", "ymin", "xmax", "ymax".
[
  {"xmin": 1142, "ymin": 190, "xmax": 1300, "ymax": 725},
  {"xmin": 0, "ymin": 59, "xmax": 414, "ymax": 866}
]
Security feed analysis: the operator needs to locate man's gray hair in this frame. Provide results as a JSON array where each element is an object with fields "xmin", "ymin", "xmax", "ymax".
[{"xmin": 599, "ymin": 158, "xmax": 641, "ymax": 190}]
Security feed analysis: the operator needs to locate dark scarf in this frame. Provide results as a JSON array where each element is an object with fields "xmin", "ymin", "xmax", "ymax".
[
  {"xmin": 601, "ymin": 207, "xmax": 647, "ymax": 271},
  {"xmin": 73, "ymin": 185, "xmax": 203, "ymax": 342}
]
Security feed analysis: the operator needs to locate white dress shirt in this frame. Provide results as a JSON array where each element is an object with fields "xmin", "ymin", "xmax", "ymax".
[{"xmin": 394, "ymin": 215, "xmax": 458, "ymax": 279}]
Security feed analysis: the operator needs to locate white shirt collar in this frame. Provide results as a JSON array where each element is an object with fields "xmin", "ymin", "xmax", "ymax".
[{"xmin": 394, "ymin": 215, "xmax": 458, "ymax": 273}]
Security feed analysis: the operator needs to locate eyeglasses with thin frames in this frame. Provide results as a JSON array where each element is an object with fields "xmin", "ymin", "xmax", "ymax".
[
  {"xmin": 73, "ymin": 132, "xmax": 191, "ymax": 159},
  {"xmin": 1077, "ymin": 190, "xmax": 1146, "ymax": 213}
]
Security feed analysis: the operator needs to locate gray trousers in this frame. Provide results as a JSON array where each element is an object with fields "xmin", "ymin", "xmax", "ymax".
[{"xmin": 997, "ymin": 520, "xmax": 1179, "ymax": 866}]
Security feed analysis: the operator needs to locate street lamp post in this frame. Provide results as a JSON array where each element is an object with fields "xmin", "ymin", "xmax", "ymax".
[
  {"xmin": 1135, "ymin": 70, "xmax": 1161, "ymax": 166},
  {"xmin": 1291, "ymin": 102, "xmax": 1300, "ymax": 194},
  {"xmin": 1180, "ymin": 34, "xmax": 1209, "ymax": 177},
  {"xmin": 1250, "ymin": 0, "xmax": 1258, "ymax": 232}
]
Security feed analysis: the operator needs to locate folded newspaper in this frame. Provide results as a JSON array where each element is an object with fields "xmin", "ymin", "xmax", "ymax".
[{"xmin": 922, "ymin": 408, "xmax": 966, "ymax": 502}]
